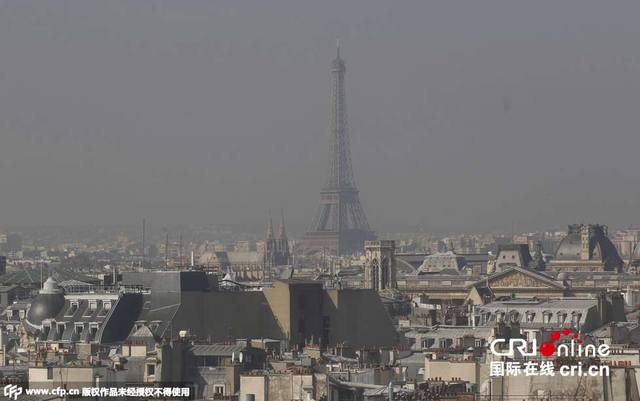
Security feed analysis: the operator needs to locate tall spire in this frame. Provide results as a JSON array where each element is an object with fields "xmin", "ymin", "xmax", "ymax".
[
  {"xmin": 277, "ymin": 209, "xmax": 287, "ymax": 240},
  {"xmin": 266, "ymin": 212, "xmax": 274, "ymax": 239},
  {"xmin": 327, "ymin": 42, "xmax": 352, "ymax": 189}
]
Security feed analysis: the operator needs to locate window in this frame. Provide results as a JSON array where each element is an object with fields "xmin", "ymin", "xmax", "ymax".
[
  {"xmin": 484, "ymin": 312, "xmax": 491, "ymax": 324},
  {"xmin": 526, "ymin": 312, "xmax": 535, "ymax": 323},
  {"xmin": 66, "ymin": 302, "xmax": 79, "ymax": 316},
  {"xmin": 47, "ymin": 367, "xmax": 53, "ymax": 380},
  {"xmin": 214, "ymin": 385, "xmax": 224, "ymax": 395},
  {"xmin": 557, "ymin": 312, "xmax": 567, "ymax": 325},
  {"xmin": 57, "ymin": 323, "xmax": 65, "ymax": 337},
  {"xmin": 89, "ymin": 324, "xmax": 99, "ymax": 341},
  {"xmin": 146, "ymin": 364, "xmax": 156, "ymax": 376},
  {"xmin": 84, "ymin": 301, "xmax": 98, "ymax": 317}
]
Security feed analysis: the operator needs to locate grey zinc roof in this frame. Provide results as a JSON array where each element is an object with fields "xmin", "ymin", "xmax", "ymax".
[
  {"xmin": 0, "ymin": 268, "xmax": 102, "ymax": 286},
  {"xmin": 189, "ymin": 344, "xmax": 245, "ymax": 357},
  {"xmin": 479, "ymin": 297, "xmax": 597, "ymax": 311}
]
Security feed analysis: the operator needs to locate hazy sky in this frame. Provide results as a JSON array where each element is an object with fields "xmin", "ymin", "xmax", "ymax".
[{"xmin": 2, "ymin": 0, "xmax": 640, "ymax": 234}]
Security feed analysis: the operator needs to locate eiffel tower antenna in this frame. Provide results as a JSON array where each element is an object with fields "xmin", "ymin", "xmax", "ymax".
[{"xmin": 302, "ymin": 45, "xmax": 376, "ymax": 255}]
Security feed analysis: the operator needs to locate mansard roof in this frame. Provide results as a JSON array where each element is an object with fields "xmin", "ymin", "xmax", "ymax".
[
  {"xmin": 469, "ymin": 266, "xmax": 565, "ymax": 290},
  {"xmin": 554, "ymin": 224, "xmax": 623, "ymax": 270}
]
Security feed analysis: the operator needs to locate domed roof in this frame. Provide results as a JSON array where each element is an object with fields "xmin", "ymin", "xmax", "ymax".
[
  {"xmin": 554, "ymin": 224, "xmax": 623, "ymax": 270},
  {"xmin": 41, "ymin": 276, "xmax": 63, "ymax": 294},
  {"xmin": 26, "ymin": 276, "xmax": 65, "ymax": 328}
]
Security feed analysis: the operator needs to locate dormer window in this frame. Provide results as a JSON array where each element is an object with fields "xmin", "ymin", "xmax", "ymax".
[
  {"xmin": 66, "ymin": 301, "xmax": 79, "ymax": 316},
  {"xmin": 571, "ymin": 312, "xmax": 582, "ymax": 326},
  {"xmin": 526, "ymin": 311, "xmax": 535, "ymax": 323},
  {"xmin": 56, "ymin": 323, "xmax": 65, "ymax": 338},
  {"xmin": 557, "ymin": 312, "xmax": 567, "ymax": 325},
  {"xmin": 88, "ymin": 323, "xmax": 99, "ymax": 341},
  {"xmin": 42, "ymin": 323, "xmax": 51, "ymax": 338}
]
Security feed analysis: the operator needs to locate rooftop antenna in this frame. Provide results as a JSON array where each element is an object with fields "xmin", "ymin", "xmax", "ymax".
[
  {"xmin": 179, "ymin": 232, "xmax": 183, "ymax": 270},
  {"xmin": 165, "ymin": 229, "xmax": 169, "ymax": 269},
  {"xmin": 141, "ymin": 218, "xmax": 146, "ymax": 270},
  {"xmin": 336, "ymin": 37, "xmax": 340, "ymax": 58}
]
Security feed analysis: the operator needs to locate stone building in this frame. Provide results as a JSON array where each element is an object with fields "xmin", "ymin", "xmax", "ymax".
[
  {"xmin": 548, "ymin": 224, "xmax": 624, "ymax": 272},
  {"xmin": 120, "ymin": 271, "xmax": 399, "ymax": 350},
  {"xmin": 264, "ymin": 214, "xmax": 291, "ymax": 268},
  {"xmin": 492, "ymin": 244, "xmax": 532, "ymax": 273},
  {"xmin": 417, "ymin": 252, "xmax": 467, "ymax": 274},
  {"xmin": 23, "ymin": 276, "xmax": 142, "ymax": 346},
  {"xmin": 363, "ymin": 240, "xmax": 397, "ymax": 292}
]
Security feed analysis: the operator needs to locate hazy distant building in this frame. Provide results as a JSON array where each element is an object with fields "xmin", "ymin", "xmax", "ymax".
[
  {"xmin": 529, "ymin": 241, "xmax": 547, "ymax": 271},
  {"xmin": 548, "ymin": 224, "xmax": 624, "ymax": 272},
  {"xmin": 492, "ymin": 244, "xmax": 533, "ymax": 273},
  {"xmin": 3, "ymin": 233, "xmax": 22, "ymax": 258},
  {"xmin": 264, "ymin": 214, "xmax": 291, "ymax": 267},
  {"xmin": 234, "ymin": 240, "xmax": 253, "ymax": 253},
  {"xmin": 199, "ymin": 250, "xmax": 265, "ymax": 281},
  {"xmin": 0, "ymin": 256, "xmax": 6, "ymax": 275},
  {"xmin": 363, "ymin": 240, "xmax": 397, "ymax": 291},
  {"xmin": 417, "ymin": 251, "xmax": 467, "ymax": 274},
  {"xmin": 302, "ymin": 46, "xmax": 375, "ymax": 255},
  {"xmin": 613, "ymin": 229, "xmax": 640, "ymax": 260}
]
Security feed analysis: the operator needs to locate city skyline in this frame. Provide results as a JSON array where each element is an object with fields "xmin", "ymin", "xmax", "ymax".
[{"xmin": 2, "ymin": 1, "xmax": 640, "ymax": 233}]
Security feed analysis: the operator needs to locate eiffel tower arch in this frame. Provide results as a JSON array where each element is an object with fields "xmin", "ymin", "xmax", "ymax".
[{"xmin": 302, "ymin": 45, "xmax": 376, "ymax": 255}]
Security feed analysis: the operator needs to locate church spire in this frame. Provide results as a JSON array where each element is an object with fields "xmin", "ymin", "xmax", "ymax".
[
  {"xmin": 277, "ymin": 209, "xmax": 287, "ymax": 240},
  {"xmin": 266, "ymin": 212, "xmax": 274, "ymax": 240}
]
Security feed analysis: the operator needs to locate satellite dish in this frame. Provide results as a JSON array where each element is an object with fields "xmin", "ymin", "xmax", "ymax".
[
  {"xmin": 239, "ymin": 352, "xmax": 244, "ymax": 363},
  {"xmin": 231, "ymin": 352, "xmax": 235, "ymax": 362}
]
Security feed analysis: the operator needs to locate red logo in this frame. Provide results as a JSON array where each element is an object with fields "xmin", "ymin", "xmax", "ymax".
[{"xmin": 539, "ymin": 329, "xmax": 583, "ymax": 357}]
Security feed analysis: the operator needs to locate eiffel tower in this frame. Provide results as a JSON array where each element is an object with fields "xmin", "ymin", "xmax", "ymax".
[{"xmin": 302, "ymin": 45, "xmax": 376, "ymax": 255}]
